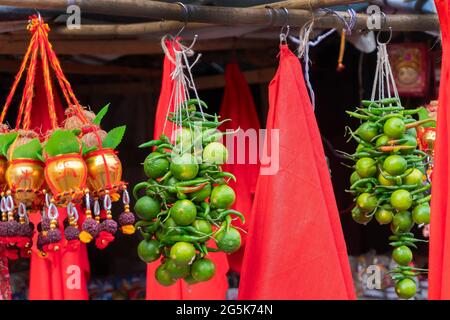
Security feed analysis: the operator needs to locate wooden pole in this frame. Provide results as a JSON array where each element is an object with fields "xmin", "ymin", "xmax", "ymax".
[
  {"xmin": 0, "ymin": 0, "xmax": 439, "ymax": 31},
  {"xmin": 252, "ymin": 0, "xmax": 366, "ymax": 9}
]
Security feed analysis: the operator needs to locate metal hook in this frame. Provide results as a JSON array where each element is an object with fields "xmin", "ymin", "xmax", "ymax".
[
  {"xmin": 377, "ymin": 26, "xmax": 392, "ymax": 45},
  {"xmin": 278, "ymin": 7, "xmax": 290, "ymax": 44},
  {"xmin": 34, "ymin": 8, "xmax": 42, "ymax": 22},
  {"xmin": 265, "ymin": 5, "xmax": 275, "ymax": 27},
  {"xmin": 174, "ymin": 2, "xmax": 190, "ymax": 39}
]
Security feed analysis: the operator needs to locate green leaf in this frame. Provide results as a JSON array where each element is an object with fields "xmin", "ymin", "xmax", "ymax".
[
  {"xmin": 0, "ymin": 132, "xmax": 18, "ymax": 157},
  {"xmin": 102, "ymin": 125, "xmax": 126, "ymax": 149},
  {"xmin": 36, "ymin": 153, "xmax": 45, "ymax": 162},
  {"xmin": 12, "ymin": 138, "xmax": 42, "ymax": 161},
  {"xmin": 72, "ymin": 129, "xmax": 82, "ymax": 136},
  {"xmin": 93, "ymin": 103, "xmax": 110, "ymax": 126},
  {"xmin": 44, "ymin": 129, "xmax": 80, "ymax": 157},
  {"xmin": 81, "ymin": 141, "xmax": 97, "ymax": 156}
]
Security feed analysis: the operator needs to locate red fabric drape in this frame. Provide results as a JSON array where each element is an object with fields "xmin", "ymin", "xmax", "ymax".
[
  {"xmin": 238, "ymin": 45, "xmax": 355, "ymax": 299},
  {"xmin": 146, "ymin": 40, "xmax": 229, "ymax": 300},
  {"xmin": 429, "ymin": 0, "xmax": 450, "ymax": 300},
  {"xmin": 28, "ymin": 68, "xmax": 90, "ymax": 300},
  {"xmin": 219, "ymin": 63, "xmax": 260, "ymax": 273}
]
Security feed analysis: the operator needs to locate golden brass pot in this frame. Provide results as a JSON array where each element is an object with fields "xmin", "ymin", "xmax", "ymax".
[
  {"xmin": 6, "ymin": 159, "xmax": 45, "ymax": 207},
  {"xmin": 85, "ymin": 149, "xmax": 123, "ymax": 195},
  {"xmin": 44, "ymin": 153, "xmax": 87, "ymax": 205},
  {"xmin": 0, "ymin": 156, "xmax": 7, "ymax": 189}
]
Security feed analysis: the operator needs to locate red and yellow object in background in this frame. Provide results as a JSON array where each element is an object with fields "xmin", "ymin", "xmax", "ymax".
[{"xmin": 388, "ymin": 43, "xmax": 429, "ymax": 97}]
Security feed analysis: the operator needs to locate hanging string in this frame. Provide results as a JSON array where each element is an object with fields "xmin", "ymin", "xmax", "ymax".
[
  {"xmin": 0, "ymin": 29, "xmax": 37, "ymax": 124},
  {"xmin": 35, "ymin": 25, "xmax": 58, "ymax": 129},
  {"xmin": 294, "ymin": 8, "xmax": 356, "ymax": 109},
  {"xmin": 370, "ymin": 32, "xmax": 399, "ymax": 105},
  {"xmin": 160, "ymin": 35, "xmax": 204, "ymax": 150},
  {"xmin": 15, "ymin": 36, "xmax": 39, "ymax": 130}
]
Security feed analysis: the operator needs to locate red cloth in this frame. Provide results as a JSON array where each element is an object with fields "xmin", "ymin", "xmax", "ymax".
[
  {"xmin": 238, "ymin": 45, "xmax": 355, "ymax": 299},
  {"xmin": 146, "ymin": 40, "xmax": 229, "ymax": 300},
  {"xmin": 219, "ymin": 63, "xmax": 260, "ymax": 273},
  {"xmin": 28, "ymin": 67, "xmax": 90, "ymax": 300},
  {"xmin": 429, "ymin": 0, "xmax": 450, "ymax": 300}
]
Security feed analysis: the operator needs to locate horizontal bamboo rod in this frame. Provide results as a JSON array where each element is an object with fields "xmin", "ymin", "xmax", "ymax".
[{"xmin": 0, "ymin": 0, "xmax": 440, "ymax": 31}]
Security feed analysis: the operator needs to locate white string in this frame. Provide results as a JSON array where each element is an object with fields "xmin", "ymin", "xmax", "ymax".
[
  {"xmin": 294, "ymin": 8, "xmax": 356, "ymax": 109},
  {"xmin": 160, "ymin": 34, "xmax": 205, "ymax": 154},
  {"xmin": 370, "ymin": 42, "xmax": 400, "ymax": 104}
]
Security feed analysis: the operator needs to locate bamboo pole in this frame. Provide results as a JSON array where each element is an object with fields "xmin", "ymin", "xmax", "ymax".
[
  {"xmin": 0, "ymin": 0, "xmax": 439, "ymax": 31},
  {"xmin": 252, "ymin": 0, "xmax": 366, "ymax": 9}
]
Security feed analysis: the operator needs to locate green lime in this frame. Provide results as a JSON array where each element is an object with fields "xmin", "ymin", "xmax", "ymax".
[
  {"xmin": 403, "ymin": 168, "xmax": 423, "ymax": 185},
  {"xmin": 378, "ymin": 173, "xmax": 395, "ymax": 186},
  {"xmin": 406, "ymin": 127, "xmax": 417, "ymax": 137},
  {"xmin": 170, "ymin": 199, "xmax": 197, "ymax": 226},
  {"xmin": 375, "ymin": 207, "xmax": 393, "ymax": 225},
  {"xmin": 191, "ymin": 219, "xmax": 213, "ymax": 235},
  {"xmin": 412, "ymin": 204, "xmax": 430, "ymax": 224},
  {"xmin": 395, "ymin": 278, "xmax": 416, "ymax": 299},
  {"xmin": 143, "ymin": 152, "xmax": 170, "ymax": 179},
  {"xmin": 350, "ymin": 171, "xmax": 361, "ymax": 186},
  {"xmin": 383, "ymin": 155, "xmax": 407, "ymax": 176},
  {"xmin": 375, "ymin": 135, "xmax": 390, "ymax": 147},
  {"xmin": 170, "ymin": 153, "xmax": 199, "ymax": 181},
  {"xmin": 351, "ymin": 206, "xmax": 372, "ymax": 225},
  {"xmin": 355, "ymin": 157, "xmax": 377, "ymax": 178},
  {"xmin": 210, "ymin": 185, "xmax": 236, "ymax": 209},
  {"xmin": 155, "ymin": 263, "xmax": 177, "ymax": 286},
  {"xmin": 391, "ymin": 190, "xmax": 413, "ymax": 211},
  {"xmin": 392, "ymin": 211, "xmax": 414, "ymax": 233},
  {"xmin": 137, "ymin": 239, "xmax": 161, "ymax": 263},
  {"xmin": 202, "ymin": 142, "xmax": 228, "ymax": 165},
  {"xmin": 189, "ymin": 183, "xmax": 211, "ymax": 203},
  {"xmin": 169, "ymin": 241, "xmax": 196, "ymax": 265},
  {"xmin": 134, "ymin": 196, "xmax": 161, "ymax": 220},
  {"xmin": 184, "ymin": 274, "xmax": 199, "ymax": 285},
  {"xmin": 392, "ymin": 245, "xmax": 413, "ymax": 266},
  {"xmin": 357, "ymin": 122, "xmax": 379, "ymax": 142},
  {"xmin": 166, "ymin": 259, "xmax": 191, "ymax": 279},
  {"xmin": 383, "ymin": 117, "xmax": 405, "ymax": 139},
  {"xmin": 214, "ymin": 227, "xmax": 241, "ymax": 253},
  {"xmin": 174, "ymin": 127, "xmax": 193, "ymax": 153},
  {"xmin": 356, "ymin": 193, "xmax": 378, "ymax": 212},
  {"xmin": 400, "ymin": 135, "xmax": 418, "ymax": 155},
  {"xmin": 191, "ymin": 258, "xmax": 216, "ymax": 282}
]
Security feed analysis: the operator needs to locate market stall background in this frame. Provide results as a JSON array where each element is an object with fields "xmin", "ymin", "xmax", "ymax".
[{"xmin": 0, "ymin": 0, "xmax": 440, "ymax": 299}]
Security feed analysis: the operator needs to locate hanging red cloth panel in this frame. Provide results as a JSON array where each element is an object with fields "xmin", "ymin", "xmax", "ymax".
[
  {"xmin": 238, "ymin": 45, "xmax": 355, "ymax": 299},
  {"xmin": 146, "ymin": 40, "xmax": 229, "ymax": 300},
  {"xmin": 28, "ymin": 67, "xmax": 90, "ymax": 300},
  {"xmin": 219, "ymin": 63, "xmax": 260, "ymax": 273},
  {"xmin": 429, "ymin": 0, "xmax": 450, "ymax": 300}
]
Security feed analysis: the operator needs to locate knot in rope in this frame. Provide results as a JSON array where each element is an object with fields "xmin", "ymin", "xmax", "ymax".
[{"xmin": 27, "ymin": 15, "xmax": 50, "ymax": 34}]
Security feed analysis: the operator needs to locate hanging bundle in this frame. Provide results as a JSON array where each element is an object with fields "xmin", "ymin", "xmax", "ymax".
[
  {"xmin": 0, "ymin": 16, "xmax": 133, "ymax": 258},
  {"xmin": 341, "ymin": 39, "xmax": 434, "ymax": 299},
  {"xmin": 134, "ymin": 36, "xmax": 243, "ymax": 286}
]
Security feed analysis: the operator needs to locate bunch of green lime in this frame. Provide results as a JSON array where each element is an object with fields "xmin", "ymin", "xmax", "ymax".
[
  {"xmin": 133, "ymin": 99, "xmax": 244, "ymax": 286},
  {"xmin": 344, "ymin": 98, "xmax": 433, "ymax": 299}
]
